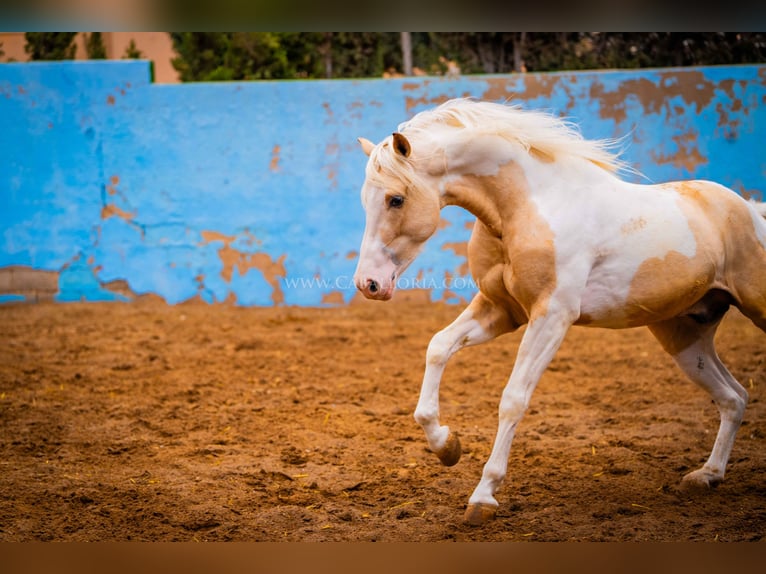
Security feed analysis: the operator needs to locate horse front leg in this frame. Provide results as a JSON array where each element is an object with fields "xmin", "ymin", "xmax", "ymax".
[
  {"xmin": 464, "ymin": 307, "xmax": 575, "ymax": 525},
  {"xmin": 414, "ymin": 293, "xmax": 516, "ymax": 466}
]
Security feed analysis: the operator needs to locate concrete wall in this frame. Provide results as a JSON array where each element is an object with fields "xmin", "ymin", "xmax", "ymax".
[{"xmin": 1, "ymin": 61, "xmax": 765, "ymax": 305}]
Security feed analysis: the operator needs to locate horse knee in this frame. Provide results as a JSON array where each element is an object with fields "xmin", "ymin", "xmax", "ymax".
[{"xmin": 426, "ymin": 332, "xmax": 456, "ymax": 365}]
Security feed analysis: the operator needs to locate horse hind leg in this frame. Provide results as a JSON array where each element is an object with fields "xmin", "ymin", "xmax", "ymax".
[
  {"xmin": 733, "ymin": 286, "xmax": 766, "ymax": 334},
  {"xmin": 648, "ymin": 308, "xmax": 749, "ymax": 490},
  {"xmin": 731, "ymin": 236, "xmax": 766, "ymax": 333}
]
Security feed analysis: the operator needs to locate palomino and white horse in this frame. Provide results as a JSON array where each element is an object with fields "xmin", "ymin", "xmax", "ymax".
[{"xmin": 353, "ymin": 98, "xmax": 766, "ymax": 525}]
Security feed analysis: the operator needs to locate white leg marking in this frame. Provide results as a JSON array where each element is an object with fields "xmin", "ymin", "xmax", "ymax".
[
  {"xmin": 414, "ymin": 296, "xmax": 508, "ymax": 456},
  {"xmin": 467, "ymin": 309, "xmax": 573, "ymax": 508},
  {"xmin": 672, "ymin": 333, "xmax": 748, "ymax": 487}
]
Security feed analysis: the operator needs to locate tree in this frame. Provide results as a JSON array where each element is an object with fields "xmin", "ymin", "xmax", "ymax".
[
  {"xmin": 24, "ymin": 32, "xmax": 77, "ymax": 60},
  {"xmin": 167, "ymin": 32, "xmax": 766, "ymax": 82},
  {"xmin": 315, "ymin": 32, "xmax": 333, "ymax": 78},
  {"xmin": 277, "ymin": 32, "xmax": 325, "ymax": 78},
  {"xmin": 169, "ymin": 33, "xmax": 402, "ymax": 81},
  {"xmin": 123, "ymin": 39, "xmax": 143, "ymax": 59},
  {"xmin": 401, "ymin": 32, "xmax": 412, "ymax": 75},
  {"xmin": 85, "ymin": 32, "xmax": 107, "ymax": 59},
  {"xmin": 326, "ymin": 33, "xmax": 400, "ymax": 78},
  {"xmin": 170, "ymin": 33, "xmax": 306, "ymax": 81},
  {"xmin": 227, "ymin": 32, "xmax": 294, "ymax": 80},
  {"xmin": 170, "ymin": 33, "xmax": 230, "ymax": 81}
]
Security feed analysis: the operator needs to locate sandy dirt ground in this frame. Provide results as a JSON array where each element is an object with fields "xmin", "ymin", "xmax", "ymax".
[{"xmin": 0, "ymin": 298, "xmax": 764, "ymax": 542}]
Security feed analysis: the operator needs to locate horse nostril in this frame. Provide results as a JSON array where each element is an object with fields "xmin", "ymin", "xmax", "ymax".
[{"xmin": 368, "ymin": 280, "xmax": 379, "ymax": 293}]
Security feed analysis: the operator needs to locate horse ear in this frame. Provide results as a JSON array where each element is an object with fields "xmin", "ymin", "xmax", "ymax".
[
  {"xmin": 392, "ymin": 132, "xmax": 411, "ymax": 158},
  {"xmin": 358, "ymin": 137, "xmax": 375, "ymax": 157}
]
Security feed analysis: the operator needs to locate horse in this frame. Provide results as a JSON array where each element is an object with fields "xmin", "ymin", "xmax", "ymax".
[{"xmin": 352, "ymin": 97, "xmax": 766, "ymax": 526}]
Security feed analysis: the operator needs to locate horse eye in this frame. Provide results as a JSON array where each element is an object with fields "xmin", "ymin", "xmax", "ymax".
[{"xmin": 388, "ymin": 195, "xmax": 405, "ymax": 209}]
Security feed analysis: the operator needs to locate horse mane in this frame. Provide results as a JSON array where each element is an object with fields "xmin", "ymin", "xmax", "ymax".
[{"xmin": 397, "ymin": 98, "xmax": 633, "ymax": 176}]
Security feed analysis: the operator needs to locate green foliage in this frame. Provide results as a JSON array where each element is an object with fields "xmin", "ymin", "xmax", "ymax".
[
  {"xmin": 172, "ymin": 33, "xmax": 298, "ymax": 81},
  {"xmin": 123, "ymin": 39, "xmax": 143, "ymax": 59},
  {"xmin": 168, "ymin": 32, "xmax": 766, "ymax": 82},
  {"xmin": 85, "ymin": 32, "xmax": 107, "ymax": 60},
  {"xmin": 522, "ymin": 33, "xmax": 766, "ymax": 72},
  {"xmin": 170, "ymin": 32, "xmax": 406, "ymax": 81},
  {"xmin": 24, "ymin": 33, "xmax": 77, "ymax": 60},
  {"xmin": 327, "ymin": 33, "xmax": 401, "ymax": 78}
]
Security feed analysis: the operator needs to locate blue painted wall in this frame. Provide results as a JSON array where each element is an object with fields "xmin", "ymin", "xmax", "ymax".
[{"xmin": 1, "ymin": 62, "xmax": 765, "ymax": 305}]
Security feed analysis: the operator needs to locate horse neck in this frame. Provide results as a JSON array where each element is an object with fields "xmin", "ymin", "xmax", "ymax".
[
  {"xmin": 436, "ymin": 154, "xmax": 539, "ymax": 238},
  {"xmin": 439, "ymin": 175, "xmax": 505, "ymax": 237}
]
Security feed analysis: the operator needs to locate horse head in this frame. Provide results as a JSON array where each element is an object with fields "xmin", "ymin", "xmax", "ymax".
[{"xmin": 353, "ymin": 132, "xmax": 441, "ymax": 300}]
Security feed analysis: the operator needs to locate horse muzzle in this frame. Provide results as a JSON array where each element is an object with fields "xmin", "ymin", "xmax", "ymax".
[{"xmin": 355, "ymin": 273, "xmax": 396, "ymax": 301}]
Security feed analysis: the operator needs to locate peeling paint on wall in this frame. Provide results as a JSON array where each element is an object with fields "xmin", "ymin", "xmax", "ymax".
[
  {"xmin": 441, "ymin": 242, "xmax": 470, "ymax": 276},
  {"xmin": 199, "ymin": 230, "xmax": 287, "ymax": 305},
  {"xmin": 1, "ymin": 62, "xmax": 764, "ymax": 305},
  {"xmin": 270, "ymin": 145, "xmax": 281, "ymax": 172}
]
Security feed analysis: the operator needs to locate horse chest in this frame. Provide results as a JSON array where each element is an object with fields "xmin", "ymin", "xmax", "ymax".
[
  {"xmin": 468, "ymin": 220, "xmax": 559, "ymax": 317},
  {"xmin": 501, "ymin": 243, "xmax": 558, "ymax": 312}
]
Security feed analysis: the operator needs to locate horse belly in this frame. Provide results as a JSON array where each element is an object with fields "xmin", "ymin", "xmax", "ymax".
[
  {"xmin": 577, "ymin": 251, "xmax": 718, "ymax": 328},
  {"xmin": 576, "ymin": 286, "xmax": 634, "ymax": 328}
]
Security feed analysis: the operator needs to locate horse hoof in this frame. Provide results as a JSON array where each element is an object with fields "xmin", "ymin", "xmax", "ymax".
[
  {"xmin": 435, "ymin": 432, "xmax": 461, "ymax": 467},
  {"xmin": 463, "ymin": 503, "xmax": 497, "ymax": 526},
  {"xmin": 679, "ymin": 469, "xmax": 721, "ymax": 493}
]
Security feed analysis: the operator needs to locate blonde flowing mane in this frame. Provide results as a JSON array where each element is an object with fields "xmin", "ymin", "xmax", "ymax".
[{"xmin": 397, "ymin": 98, "xmax": 632, "ymax": 175}]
